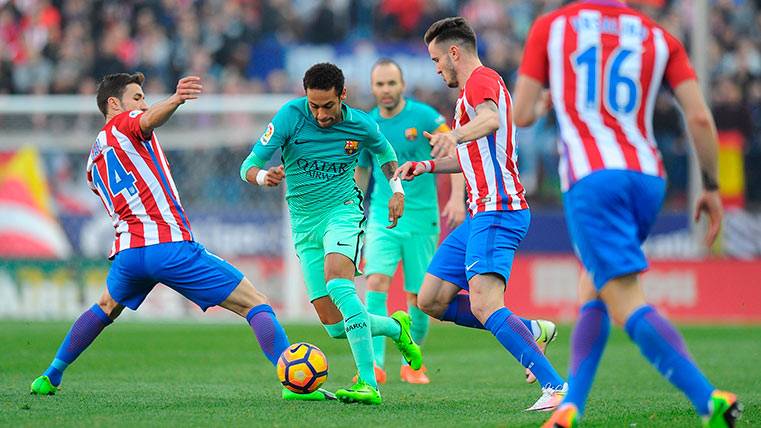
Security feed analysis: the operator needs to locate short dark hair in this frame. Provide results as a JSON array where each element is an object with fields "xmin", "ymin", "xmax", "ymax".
[
  {"xmin": 96, "ymin": 72, "xmax": 145, "ymax": 117},
  {"xmin": 423, "ymin": 17, "xmax": 477, "ymax": 51},
  {"xmin": 371, "ymin": 58, "xmax": 404, "ymax": 82},
  {"xmin": 302, "ymin": 63, "xmax": 345, "ymax": 95}
]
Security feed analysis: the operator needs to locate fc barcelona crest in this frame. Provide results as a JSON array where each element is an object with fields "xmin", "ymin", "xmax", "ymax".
[
  {"xmin": 404, "ymin": 127, "xmax": 418, "ymax": 141},
  {"xmin": 345, "ymin": 140, "xmax": 359, "ymax": 155}
]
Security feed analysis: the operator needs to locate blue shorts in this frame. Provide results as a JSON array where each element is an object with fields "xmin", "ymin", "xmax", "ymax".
[
  {"xmin": 427, "ymin": 210, "xmax": 530, "ymax": 290},
  {"xmin": 106, "ymin": 241, "xmax": 244, "ymax": 311},
  {"xmin": 564, "ymin": 170, "xmax": 665, "ymax": 291}
]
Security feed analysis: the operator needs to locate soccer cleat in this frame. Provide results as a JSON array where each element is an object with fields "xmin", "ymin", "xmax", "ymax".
[
  {"xmin": 526, "ymin": 319, "xmax": 558, "ymax": 384},
  {"xmin": 400, "ymin": 364, "xmax": 430, "ymax": 384},
  {"xmin": 352, "ymin": 364, "xmax": 387, "ymax": 385},
  {"xmin": 526, "ymin": 383, "xmax": 568, "ymax": 412},
  {"xmin": 390, "ymin": 311, "xmax": 423, "ymax": 370},
  {"xmin": 281, "ymin": 387, "xmax": 336, "ymax": 401},
  {"xmin": 541, "ymin": 403, "xmax": 579, "ymax": 428},
  {"xmin": 336, "ymin": 379, "xmax": 382, "ymax": 405},
  {"xmin": 703, "ymin": 390, "xmax": 742, "ymax": 428},
  {"xmin": 30, "ymin": 375, "xmax": 58, "ymax": 396}
]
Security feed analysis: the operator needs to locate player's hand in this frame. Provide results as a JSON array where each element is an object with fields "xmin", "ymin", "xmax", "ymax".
[
  {"xmin": 425, "ymin": 131, "xmax": 458, "ymax": 158},
  {"xmin": 694, "ymin": 190, "xmax": 723, "ymax": 247},
  {"xmin": 394, "ymin": 161, "xmax": 426, "ymax": 181},
  {"xmin": 173, "ymin": 76, "xmax": 202, "ymax": 104},
  {"xmin": 442, "ymin": 196, "xmax": 465, "ymax": 229},
  {"xmin": 263, "ymin": 165, "xmax": 285, "ymax": 187},
  {"xmin": 387, "ymin": 192, "xmax": 404, "ymax": 229}
]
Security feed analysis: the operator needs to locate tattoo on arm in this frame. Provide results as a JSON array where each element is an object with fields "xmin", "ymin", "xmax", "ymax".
[
  {"xmin": 701, "ymin": 170, "xmax": 719, "ymax": 191},
  {"xmin": 381, "ymin": 161, "xmax": 398, "ymax": 181},
  {"xmin": 475, "ymin": 100, "xmax": 499, "ymax": 115}
]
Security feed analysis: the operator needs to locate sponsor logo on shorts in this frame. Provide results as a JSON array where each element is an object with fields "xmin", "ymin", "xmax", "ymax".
[
  {"xmin": 466, "ymin": 260, "xmax": 480, "ymax": 271},
  {"xmin": 337, "ymin": 241, "xmax": 352, "ymax": 247}
]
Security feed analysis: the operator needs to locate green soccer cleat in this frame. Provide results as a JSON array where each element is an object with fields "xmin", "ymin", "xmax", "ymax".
[
  {"xmin": 703, "ymin": 390, "xmax": 742, "ymax": 428},
  {"xmin": 335, "ymin": 379, "xmax": 382, "ymax": 405},
  {"xmin": 30, "ymin": 376, "xmax": 58, "ymax": 396},
  {"xmin": 390, "ymin": 311, "xmax": 422, "ymax": 370},
  {"xmin": 281, "ymin": 387, "xmax": 336, "ymax": 401}
]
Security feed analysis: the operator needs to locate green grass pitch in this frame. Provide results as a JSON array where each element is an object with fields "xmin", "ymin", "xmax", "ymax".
[{"xmin": 1, "ymin": 321, "xmax": 759, "ymax": 427}]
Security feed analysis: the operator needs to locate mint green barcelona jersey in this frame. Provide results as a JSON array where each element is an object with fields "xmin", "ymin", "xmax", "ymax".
[
  {"xmin": 358, "ymin": 99, "xmax": 448, "ymax": 233},
  {"xmin": 243, "ymin": 97, "xmax": 397, "ymax": 232}
]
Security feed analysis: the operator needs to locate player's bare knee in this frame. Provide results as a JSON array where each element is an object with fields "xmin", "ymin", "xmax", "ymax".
[
  {"xmin": 406, "ymin": 293, "xmax": 418, "ymax": 308},
  {"xmin": 468, "ymin": 294, "xmax": 500, "ymax": 324},
  {"xmin": 367, "ymin": 274, "xmax": 391, "ymax": 292},
  {"xmin": 97, "ymin": 297, "xmax": 122, "ymax": 320},
  {"xmin": 417, "ymin": 294, "xmax": 441, "ymax": 317}
]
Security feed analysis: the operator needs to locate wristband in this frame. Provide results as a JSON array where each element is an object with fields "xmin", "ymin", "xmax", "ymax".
[
  {"xmin": 421, "ymin": 160, "xmax": 436, "ymax": 172},
  {"xmin": 389, "ymin": 177, "xmax": 405, "ymax": 195},
  {"xmin": 256, "ymin": 169, "xmax": 268, "ymax": 185}
]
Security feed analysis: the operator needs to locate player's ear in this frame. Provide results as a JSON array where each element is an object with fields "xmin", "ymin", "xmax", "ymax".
[
  {"xmin": 449, "ymin": 44, "xmax": 459, "ymax": 61},
  {"xmin": 340, "ymin": 87, "xmax": 347, "ymax": 101},
  {"xmin": 107, "ymin": 96, "xmax": 122, "ymax": 114}
]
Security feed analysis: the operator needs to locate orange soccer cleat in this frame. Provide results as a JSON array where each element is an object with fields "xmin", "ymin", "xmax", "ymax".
[{"xmin": 400, "ymin": 364, "xmax": 430, "ymax": 384}]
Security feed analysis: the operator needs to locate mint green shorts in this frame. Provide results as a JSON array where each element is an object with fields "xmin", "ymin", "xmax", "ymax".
[
  {"xmin": 363, "ymin": 221, "xmax": 439, "ymax": 294},
  {"xmin": 292, "ymin": 202, "xmax": 365, "ymax": 301}
]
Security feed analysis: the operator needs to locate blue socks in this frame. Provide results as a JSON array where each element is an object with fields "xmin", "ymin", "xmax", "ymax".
[
  {"xmin": 563, "ymin": 300, "xmax": 610, "ymax": 415},
  {"xmin": 442, "ymin": 295, "xmax": 485, "ymax": 329},
  {"xmin": 441, "ymin": 295, "xmax": 535, "ymax": 337},
  {"xmin": 246, "ymin": 304, "xmax": 290, "ymax": 367},
  {"xmin": 43, "ymin": 304, "xmax": 113, "ymax": 386},
  {"xmin": 625, "ymin": 305, "xmax": 714, "ymax": 415},
  {"xmin": 484, "ymin": 307, "xmax": 565, "ymax": 389}
]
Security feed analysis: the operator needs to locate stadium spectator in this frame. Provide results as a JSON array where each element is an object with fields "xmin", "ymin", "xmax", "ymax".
[{"xmin": 0, "ymin": 0, "xmax": 759, "ymax": 207}]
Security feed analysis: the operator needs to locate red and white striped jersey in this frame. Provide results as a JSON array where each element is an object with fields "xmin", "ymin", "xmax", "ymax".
[
  {"xmin": 86, "ymin": 110, "xmax": 193, "ymax": 258},
  {"xmin": 520, "ymin": 0, "xmax": 696, "ymax": 190},
  {"xmin": 454, "ymin": 66, "xmax": 528, "ymax": 215}
]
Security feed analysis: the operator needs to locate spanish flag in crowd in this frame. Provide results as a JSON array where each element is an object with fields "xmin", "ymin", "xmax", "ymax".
[{"xmin": 0, "ymin": 146, "xmax": 72, "ymax": 258}]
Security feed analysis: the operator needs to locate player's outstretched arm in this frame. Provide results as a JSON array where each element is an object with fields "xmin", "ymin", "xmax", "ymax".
[
  {"xmin": 139, "ymin": 76, "xmax": 202, "ymax": 136},
  {"xmin": 394, "ymin": 156, "xmax": 462, "ymax": 181},
  {"xmin": 425, "ymin": 100, "xmax": 500, "ymax": 157},
  {"xmin": 674, "ymin": 79, "xmax": 723, "ymax": 246}
]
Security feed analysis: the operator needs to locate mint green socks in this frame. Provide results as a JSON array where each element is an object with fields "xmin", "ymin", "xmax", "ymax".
[
  {"xmin": 366, "ymin": 290, "xmax": 388, "ymax": 369},
  {"xmin": 326, "ymin": 278, "xmax": 377, "ymax": 388}
]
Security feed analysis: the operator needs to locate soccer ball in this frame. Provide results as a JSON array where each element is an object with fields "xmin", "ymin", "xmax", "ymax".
[{"xmin": 277, "ymin": 342, "xmax": 328, "ymax": 393}]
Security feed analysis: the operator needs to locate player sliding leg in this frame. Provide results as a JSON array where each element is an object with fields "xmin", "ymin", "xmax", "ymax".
[
  {"xmin": 31, "ymin": 276, "xmax": 313, "ymax": 399},
  {"xmin": 30, "ymin": 73, "xmax": 319, "ymax": 400}
]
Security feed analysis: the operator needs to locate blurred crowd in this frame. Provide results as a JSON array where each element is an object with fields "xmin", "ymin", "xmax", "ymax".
[{"xmin": 2, "ymin": 0, "xmax": 761, "ymax": 209}]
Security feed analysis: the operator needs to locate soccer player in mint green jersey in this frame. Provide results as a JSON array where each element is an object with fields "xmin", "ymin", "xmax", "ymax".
[
  {"xmin": 354, "ymin": 59, "xmax": 466, "ymax": 385},
  {"xmin": 240, "ymin": 63, "xmax": 422, "ymax": 405}
]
